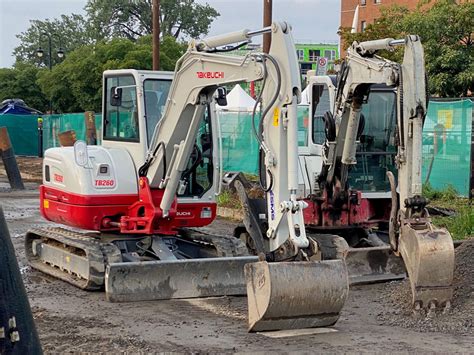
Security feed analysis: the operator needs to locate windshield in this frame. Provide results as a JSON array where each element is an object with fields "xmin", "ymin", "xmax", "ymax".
[
  {"xmin": 104, "ymin": 75, "xmax": 138, "ymax": 141},
  {"xmin": 311, "ymin": 83, "xmax": 331, "ymax": 145},
  {"xmin": 348, "ymin": 89, "xmax": 398, "ymax": 192},
  {"xmin": 144, "ymin": 79, "xmax": 172, "ymax": 146}
]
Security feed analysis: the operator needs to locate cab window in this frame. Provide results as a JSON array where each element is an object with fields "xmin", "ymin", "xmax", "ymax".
[
  {"xmin": 348, "ymin": 89, "xmax": 398, "ymax": 192},
  {"xmin": 104, "ymin": 75, "xmax": 139, "ymax": 141},
  {"xmin": 311, "ymin": 83, "xmax": 331, "ymax": 145},
  {"xmin": 178, "ymin": 105, "xmax": 213, "ymax": 198},
  {"xmin": 297, "ymin": 105, "xmax": 309, "ymax": 147},
  {"xmin": 144, "ymin": 79, "xmax": 172, "ymax": 145}
]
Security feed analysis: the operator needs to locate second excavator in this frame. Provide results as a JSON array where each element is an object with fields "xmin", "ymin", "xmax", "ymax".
[{"xmin": 237, "ymin": 35, "xmax": 454, "ymax": 310}]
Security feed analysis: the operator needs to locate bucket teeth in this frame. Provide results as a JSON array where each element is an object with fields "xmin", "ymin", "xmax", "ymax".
[{"xmin": 398, "ymin": 223, "xmax": 455, "ymax": 309}]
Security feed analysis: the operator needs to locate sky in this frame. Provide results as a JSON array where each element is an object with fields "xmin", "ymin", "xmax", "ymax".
[{"xmin": 0, "ymin": 0, "xmax": 341, "ymax": 68}]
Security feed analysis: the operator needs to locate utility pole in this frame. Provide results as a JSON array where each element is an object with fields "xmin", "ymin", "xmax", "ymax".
[
  {"xmin": 152, "ymin": 0, "xmax": 160, "ymax": 70},
  {"xmin": 263, "ymin": 0, "xmax": 272, "ymax": 54}
]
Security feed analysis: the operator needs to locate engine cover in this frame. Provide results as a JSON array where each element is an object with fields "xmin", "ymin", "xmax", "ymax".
[{"xmin": 40, "ymin": 146, "xmax": 216, "ymax": 232}]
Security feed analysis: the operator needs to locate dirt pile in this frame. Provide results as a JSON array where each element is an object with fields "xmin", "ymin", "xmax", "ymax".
[{"xmin": 377, "ymin": 238, "xmax": 473, "ymax": 335}]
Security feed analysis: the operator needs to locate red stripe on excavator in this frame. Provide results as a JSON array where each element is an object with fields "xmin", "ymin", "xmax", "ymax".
[{"xmin": 40, "ymin": 185, "xmax": 217, "ymax": 232}]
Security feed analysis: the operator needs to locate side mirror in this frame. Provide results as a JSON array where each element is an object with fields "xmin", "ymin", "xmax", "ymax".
[
  {"xmin": 74, "ymin": 140, "xmax": 89, "ymax": 167},
  {"xmin": 110, "ymin": 87, "xmax": 123, "ymax": 107},
  {"xmin": 216, "ymin": 87, "xmax": 227, "ymax": 106}
]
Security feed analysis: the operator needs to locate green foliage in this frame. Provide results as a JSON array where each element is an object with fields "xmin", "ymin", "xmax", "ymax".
[
  {"xmin": 36, "ymin": 36, "xmax": 186, "ymax": 113},
  {"xmin": 432, "ymin": 205, "xmax": 474, "ymax": 240},
  {"xmin": 339, "ymin": 0, "xmax": 474, "ymax": 97},
  {"xmin": 4, "ymin": 0, "xmax": 215, "ymax": 113},
  {"xmin": 0, "ymin": 64, "xmax": 48, "ymax": 112},
  {"xmin": 85, "ymin": 0, "xmax": 219, "ymax": 40},
  {"xmin": 216, "ymin": 190, "xmax": 241, "ymax": 209},
  {"xmin": 422, "ymin": 183, "xmax": 458, "ymax": 201},
  {"xmin": 422, "ymin": 183, "xmax": 473, "ymax": 240}
]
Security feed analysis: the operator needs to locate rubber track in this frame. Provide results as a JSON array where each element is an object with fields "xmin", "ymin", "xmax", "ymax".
[
  {"xmin": 25, "ymin": 227, "xmax": 116, "ymax": 290},
  {"xmin": 184, "ymin": 229, "xmax": 250, "ymax": 257}
]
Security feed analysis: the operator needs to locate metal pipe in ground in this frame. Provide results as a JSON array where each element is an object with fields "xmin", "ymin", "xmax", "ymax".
[
  {"xmin": 0, "ymin": 207, "xmax": 42, "ymax": 354},
  {"xmin": 0, "ymin": 127, "xmax": 24, "ymax": 190}
]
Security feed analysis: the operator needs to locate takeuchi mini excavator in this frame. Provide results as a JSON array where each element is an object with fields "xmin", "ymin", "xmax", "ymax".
[
  {"xmin": 25, "ymin": 22, "xmax": 349, "ymax": 332},
  {"xmin": 301, "ymin": 36, "xmax": 454, "ymax": 309}
]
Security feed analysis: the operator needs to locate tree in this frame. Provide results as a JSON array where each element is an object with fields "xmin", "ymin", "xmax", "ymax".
[
  {"xmin": 36, "ymin": 36, "xmax": 186, "ymax": 113},
  {"xmin": 403, "ymin": 0, "xmax": 474, "ymax": 97},
  {"xmin": 339, "ymin": 5, "xmax": 409, "ymax": 62},
  {"xmin": 339, "ymin": 0, "xmax": 474, "ymax": 97},
  {"xmin": 0, "ymin": 64, "xmax": 48, "ymax": 111},
  {"xmin": 85, "ymin": 0, "xmax": 219, "ymax": 41},
  {"xmin": 13, "ymin": 14, "xmax": 93, "ymax": 65}
]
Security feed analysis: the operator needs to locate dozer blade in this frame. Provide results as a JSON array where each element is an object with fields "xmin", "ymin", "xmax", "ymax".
[
  {"xmin": 105, "ymin": 256, "xmax": 258, "ymax": 302},
  {"xmin": 245, "ymin": 260, "xmax": 349, "ymax": 332},
  {"xmin": 346, "ymin": 246, "xmax": 406, "ymax": 285},
  {"xmin": 398, "ymin": 224, "xmax": 454, "ymax": 308}
]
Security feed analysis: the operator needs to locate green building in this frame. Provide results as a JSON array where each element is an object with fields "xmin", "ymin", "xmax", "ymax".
[
  {"xmin": 295, "ymin": 43, "xmax": 339, "ymax": 75},
  {"xmin": 229, "ymin": 42, "xmax": 339, "ymax": 76}
]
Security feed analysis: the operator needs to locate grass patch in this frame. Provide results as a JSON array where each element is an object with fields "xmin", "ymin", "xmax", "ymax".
[
  {"xmin": 243, "ymin": 173, "xmax": 259, "ymax": 183},
  {"xmin": 216, "ymin": 190, "xmax": 241, "ymax": 209},
  {"xmin": 422, "ymin": 183, "xmax": 458, "ymax": 202},
  {"xmin": 423, "ymin": 184, "xmax": 473, "ymax": 240},
  {"xmin": 432, "ymin": 205, "xmax": 473, "ymax": 240}
]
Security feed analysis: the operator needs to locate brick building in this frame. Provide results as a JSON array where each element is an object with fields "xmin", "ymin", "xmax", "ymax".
[{"xmin": 341, "ymin": 0, "xmax": 420, "ymax": 34}]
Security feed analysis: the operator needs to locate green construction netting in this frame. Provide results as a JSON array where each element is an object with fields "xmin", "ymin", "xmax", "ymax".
[
  {"xmin": 219, "ymin": 110, "xmax": 260, "ymax": 174},
  {"xmin": 0, "ymin": 99, "xmax": 472, "ymax": 196},
  {"xmin": 0, "ymin": 114, "xmax": 39, "ymax": 156},
  {"xmin": 0, "ymin": 113, "xmax": 102, "ymax": 156},
  {"xmin": 422, "ymin": 99, "xmax": 473, "ymax": 197},
  {"xmin": 43, "ymin": 113, "xmax": 103, "ymax": 150},
  {"xmin": 218, "ymin": 106, "xmax": 309, "ymax": 175}
]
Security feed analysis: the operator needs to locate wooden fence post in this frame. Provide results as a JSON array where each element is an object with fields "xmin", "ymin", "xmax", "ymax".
[
  {"xmin": 85, "ymin": 111, "xmax": 97, "ymax": 145},
  {"xmin": 0, "ymin": 128, "xmax": 24, "ymax": 190}
]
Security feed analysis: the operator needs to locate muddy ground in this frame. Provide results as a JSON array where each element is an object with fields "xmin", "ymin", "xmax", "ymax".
[{"xmin": 1, "ymin": 158, "xmax": 473, "ymax": 352}]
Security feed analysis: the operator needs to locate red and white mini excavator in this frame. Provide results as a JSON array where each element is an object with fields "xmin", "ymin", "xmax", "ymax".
[{"xmin": 25, "ymin": 22, "xmax": 349, "ymax": 332}]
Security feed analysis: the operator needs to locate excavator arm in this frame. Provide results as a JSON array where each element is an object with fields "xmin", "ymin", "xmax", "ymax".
[
  {"xmin": 322, "ymin": 35, "xmax": 454, "ymax": 309},
  {"xmin": 133, "ymin": 22, "xmax": 348, "ymax": 331},
  {"xmin": 135, "ymin": 22, "xmax": 310, "ymax": 256}
]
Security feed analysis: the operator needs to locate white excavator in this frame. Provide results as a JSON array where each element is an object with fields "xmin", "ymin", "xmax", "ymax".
[
  {"xmin": 236, "ymin": 35, "xmax": 454, "ymax": 310},
  {"xmin": 300, "ymin": 36, "xmax": 455, "ymax": 309},
  {"xmin": 25, "ymin": 22, "xmax": 349, "ymax": 332}
]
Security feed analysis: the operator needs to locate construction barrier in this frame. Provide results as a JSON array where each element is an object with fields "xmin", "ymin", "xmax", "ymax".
[
  {"xmin": 422, "ymin": 99, "xmax": 473, "ymax": 197},
  {"xmin": 0, "ymin": 98, "xmax": 472, "ymax": 195}
]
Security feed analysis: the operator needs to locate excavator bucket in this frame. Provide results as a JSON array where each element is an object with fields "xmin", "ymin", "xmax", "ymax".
[
  {"xmin": 345, "ymin": 246, "xmax": 406, "ymax": 284},
  {"xmin": 245, "ymin": 260, "xmax": 349, "ymax": 332},
  {"xmin": 105, "ymin": 256, "xmax": 258, "ymax": 302},
  {"xmin": 398, "ymin": 224, "xmax": 454, "ymax": 308}
]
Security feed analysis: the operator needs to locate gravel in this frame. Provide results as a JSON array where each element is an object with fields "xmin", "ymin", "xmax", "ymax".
[{"xmin": 377, "ymin": 238, "xmax": 474, "ymax": 335}]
